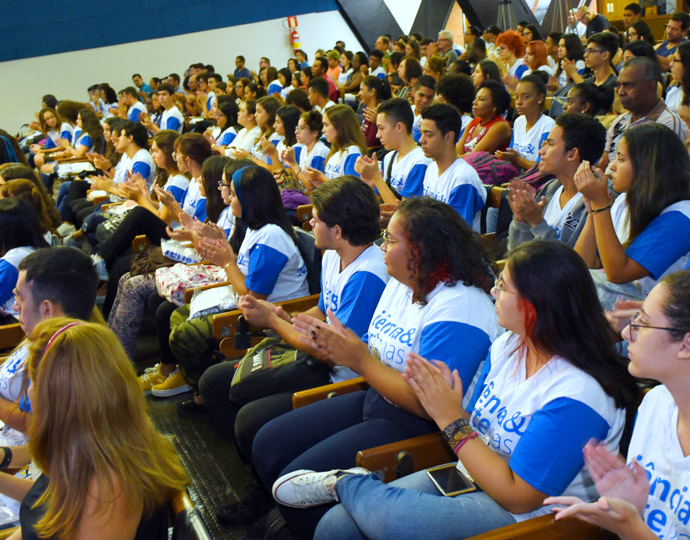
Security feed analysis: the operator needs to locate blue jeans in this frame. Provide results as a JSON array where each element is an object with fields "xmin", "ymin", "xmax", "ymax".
[
  {"xmin": 56, "ymin": 180, "xmax": 72, "ymax": 219},
  {"xmin": 252, "ymin": 389, "xmax": 438, "ymax": 539},
  {"xmin": 315, "ymin": 470, "xmax": 516, "ymax": 540}
]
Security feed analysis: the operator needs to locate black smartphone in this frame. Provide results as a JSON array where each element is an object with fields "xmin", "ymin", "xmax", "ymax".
[{"xmin": 426, "ymin": 463, "xmax": 477, "ymax": 497}]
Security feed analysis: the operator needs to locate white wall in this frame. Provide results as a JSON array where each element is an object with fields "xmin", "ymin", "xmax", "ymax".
[{"xmin": 0, "ymin": 10, "xmax": 363, "ymax": 134}]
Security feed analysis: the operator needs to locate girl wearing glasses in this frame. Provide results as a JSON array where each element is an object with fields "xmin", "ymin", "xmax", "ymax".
[
  {"xmin": 547, "ymin": 270, "xmax": 690, "ymax": 540},
  {"xmin": 251, "ymin": 197, "xmax": 501, "ymax": 539},
  {"xmin": 574, "ymin": 123, "xmax": 690, "ymax": 310},
  {"xmin": 270, "ymin": 240, "xmax": 635, "ymax": 540}
]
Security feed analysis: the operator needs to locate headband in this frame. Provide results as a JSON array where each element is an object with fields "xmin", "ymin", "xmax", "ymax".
[
  {"xmin": 44, "ymin": 322, "xmax": 84, "ymax": 355},
  {"xmin": 231, "ymin": 166, "xmax": 251, "ymax": 209}
]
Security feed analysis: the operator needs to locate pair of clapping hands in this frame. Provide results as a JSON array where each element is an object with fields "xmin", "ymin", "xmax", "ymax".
[{"xmin": 508, "ymin": 161, "xmax": 613, "ymax": 225}]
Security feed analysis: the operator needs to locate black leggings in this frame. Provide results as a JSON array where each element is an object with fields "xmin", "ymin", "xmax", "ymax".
[{"xmin": 97, "ymin": 206, "xmax": 168, "ymax": 270}]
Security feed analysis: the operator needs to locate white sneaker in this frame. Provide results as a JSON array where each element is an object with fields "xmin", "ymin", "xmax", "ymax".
[{"xmin": 272, "ymin": 468, "xmax": 369, "ymax": 508}]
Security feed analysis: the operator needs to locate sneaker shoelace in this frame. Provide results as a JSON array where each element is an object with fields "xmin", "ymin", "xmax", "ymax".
[{"xmin": 291, "ymin": 473, "xmax": 336, "ymax": 504}]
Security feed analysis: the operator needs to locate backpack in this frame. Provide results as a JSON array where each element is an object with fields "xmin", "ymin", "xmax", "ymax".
[{"xmin": 462, "ymin": 151, "xmax": 521, "ymax": 185}]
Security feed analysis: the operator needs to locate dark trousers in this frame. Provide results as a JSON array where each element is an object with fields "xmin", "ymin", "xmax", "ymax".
[{"xmin": 97, "ymin": 206, "xmax": 168, "ymax": 269}]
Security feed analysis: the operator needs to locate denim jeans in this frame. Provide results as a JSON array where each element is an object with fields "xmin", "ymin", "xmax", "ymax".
[{"xmin": 314, "ymin": 469, "xmax": 516, "ymax": 540}]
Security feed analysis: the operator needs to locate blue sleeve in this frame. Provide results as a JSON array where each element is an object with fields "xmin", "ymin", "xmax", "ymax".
[
  {"xmin": 626, "ymin": 211, "xmax": 690, "ymax": 279},
  {"xmin": 508, "ymin": 134, "xmax": 515, "ymax": 150},
  {"xmin": 311, "ymin": 155, "xmax": 326, "ymax": 172},
  {"xmin": 0, "ymin": 261, "xmax": 18, "ymax": 307},
  {"xmin": 399, "ymin": 163, "xmax": 428, "ymax": 198},
  {"xmin": 334, "ymin": 272, "xmax": 387, "ymax": 338},
  {"xmin": 167, "ymin": 185, "xmax": 186, "ymax": 204},
  {"xmin": 294, "ymin": 146, "xmax": 303, "ymax": 165},
  {"xmin": 129, "ymin": 108, "xmax": 143, "ymax": 122},
  {"xmin": 131, "ymin": 161, "xmax": 151, "ymax": 180},
  {"xmin": 60, "ymin": 128, "xmax": 72, "ymax": 139},
  {"xmin": 376, "ymin": 73, "xmax": 386, "ymax": 80},
  {"xmin": 509, "ymin": 397, "xmax": 610, "ymax": 495},
  {"xmin": 219, "ymin": 131, "xmax": 236, "ymax": 146},
  {"xmin": 77, "ymin": 135, "xmax": 92, "ymax": 150},
  {"xmin": 44, "ymin": 138, "xmax": 56, "ymax": 150},
  {"xmin": 536, "ymin": 132, "xmax": 549, "ymax": 163},
  {"xmin": 165, "ymin": 116, "xmax": 181, "ymax": 132},
  {"xmin": 465, "ymin": 351, "xmax": 492, "ymax": 414},
  {"xmin": 245, "ymin": 244, "xmax": 289, "ymax": 295},
  {"xmin": 193, "ymin": 198, "xmax": 207, "ymax": 222},
  {"xmin": 318, "ymin": 272, "xmax": 326, "ymax": 313},
  {"xmin": 448, "ymin": 184, "xmax": 485, "ymax": 227},
  {"xmin": 343, "ymin": 153, "xmax": 360, "ymax": 177},
  {"xmin": 419, "ymin": 321, "xmax": 491, "ymax": 394},
  {"xmin": 515, "ymin": 64, "xmax": 529, "ymax": 80}
]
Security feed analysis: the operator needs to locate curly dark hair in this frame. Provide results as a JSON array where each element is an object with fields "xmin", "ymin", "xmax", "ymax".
[{"xmin": 395, "ymin": 197, "xmax": 494, "ymax": 304}]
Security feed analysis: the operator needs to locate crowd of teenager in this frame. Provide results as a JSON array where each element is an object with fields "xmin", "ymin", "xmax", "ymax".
[{"xmin": 2, "ymin": 5, "xmax": 690, "ymax": 539}]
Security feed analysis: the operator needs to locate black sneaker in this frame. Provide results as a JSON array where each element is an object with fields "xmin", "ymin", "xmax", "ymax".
[{"xmin": 176, "ymin": 397, "xmax": 208, "ymax": 417}]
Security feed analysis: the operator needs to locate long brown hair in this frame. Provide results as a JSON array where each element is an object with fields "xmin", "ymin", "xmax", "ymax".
[
  {"xmin": 27, "ymin": 319, "xmax": 187, "ymax": 538},
  {"xmin": 324, "ymin": 104, "xmax": 368, "ymax": 161}
]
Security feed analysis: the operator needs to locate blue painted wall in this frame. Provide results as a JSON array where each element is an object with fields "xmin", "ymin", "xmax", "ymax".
[{"xmin": 1, "ymin": 0, "xmax": 338, "ymax": 62}]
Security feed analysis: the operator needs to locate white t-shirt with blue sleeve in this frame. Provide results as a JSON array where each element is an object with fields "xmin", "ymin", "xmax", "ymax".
[
  {"xmin": 217, "ymin": 126, "xmax": 238, "ymax": 147},
  {"xmin": 324, "ymin": 145, "xmax": 362, "ymax": 179},
  {"xmin": 468, "ymin": 331, "xmax": 625, "ymax": 522},
  {"xmin": 206, "ymin": 92, "xmax": 217, "ymax": 111},
  {"xmin": 626, "ymin": 385, "xmax": 690, "ymax": 539},
  {"xmin": 236, "ymin": 224, "xmax": 309, "ymax": 302},
  {"xmin": 268, "ymin": 81, "xmax": 283, "ymax": 95},
  {"xmin": 180, "ymin": 178, "xmax": 207, "ymax": 222},
  {"xmin": 216, "ymin": 206, "xmax": 235, "ymax": 239},
  {"xmin": 127, "ymin": 148, "xmax": 156, "ymax": 188},
  {"xmin": 74, "ymin": 132, "xmax": 94, "ymax": 152},
  {"xmin": 160, "ymin": 106, "xmax": 184, "ymax": 133},
  {"xmin": 381, "ymin": 146, "xmax": 431, "ymax": 198},
  {"xmin": 252, "ymin": 133, "xmax": 284, "ymax": 164},
  {"xmin": 510, "ymin": 114, "xmax": 555, "ymax": 163},
  {"xmin": 295, "ymin": 141, "xmax": 329, "ymax": 172},
  {"xmin": 319, "ymin": 246, "xmax": 390, "ymax": 383},
  {"xmin": 0, "ymin": 247, "xmax": 35, "ymax": 317},
  {"xmin": 422, "ymin": 158, "xmax": 487, "ymax": 231},
  {"xmin": 365, "ymin": 278, "xmax": 500, "ymax": 394},
  {"xmin": 127, "ymin": 102, "xmax": 146, "ymax": 122},
  {"xmin": 626, "ymin": 200, "xmax": 690, "ymax": 295},
  {"xmin": 162, "ymin": 173, "xmax": 189, "ymax": 204}
]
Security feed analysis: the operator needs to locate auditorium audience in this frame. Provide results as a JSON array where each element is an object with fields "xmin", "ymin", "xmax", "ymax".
[{"xmin": 6, "ymin": 17, "xmax": 690, "ymax": 539}]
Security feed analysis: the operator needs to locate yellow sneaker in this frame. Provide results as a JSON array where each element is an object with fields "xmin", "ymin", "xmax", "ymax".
[
  {"xmin": 139, "ymin": 365, "xmax": 166, "ymax": 395},
  {"xmin": 151, "ymin": 369, "xmax": 190, "ymax": 397}
]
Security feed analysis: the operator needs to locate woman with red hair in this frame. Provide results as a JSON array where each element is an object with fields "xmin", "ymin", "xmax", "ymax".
[
  {"xmin": 525, "ymin": 40, "xmax": 555, "ymax": 77},
  {"xmin": 494, "ymin": 30, "xmax": 528, "ymax": 82}
]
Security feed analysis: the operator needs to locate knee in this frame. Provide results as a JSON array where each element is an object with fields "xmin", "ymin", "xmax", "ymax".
[
  {"xmin": 198, "ymin": 362, "xmax": 233, "ymax": 404},
  {"xmin": 314, "ymin": 505, "xmax": 361, "ymax": 540}
]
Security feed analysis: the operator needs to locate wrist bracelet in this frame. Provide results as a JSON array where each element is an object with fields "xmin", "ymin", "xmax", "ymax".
[
  {"xmin": 453, "ymin": 431, "xmax": 479, "ymax": 453},
  {"xmin": 442, "ymin": 418, "xmax": 475, "ymax": 451},
  {"xmin": 0, "ymin": 447, "xmax": 12, "ymax": 471},
  {"xmin": 224, "ymin": 261, "xmax": 237, "ymax": 270},
  {"xmin": 591, "ymin": 204, "xmax": 611, "ymax": 214}
]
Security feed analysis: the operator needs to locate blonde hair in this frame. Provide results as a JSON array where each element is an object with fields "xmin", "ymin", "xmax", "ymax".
[
  {"xmin": 324, "ymin": 104, "xmax": 368, "ymax": 161},
  {"xmin": 2, "ymin": 179, "xmax": 54, "ymax": 234},
  {"xmin": 27, "ymin": 318, "xmax": 187, "ymax": 538}
]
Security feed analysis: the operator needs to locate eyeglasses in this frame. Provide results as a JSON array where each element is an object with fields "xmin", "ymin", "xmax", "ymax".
[
  {"xmin": 627, "ymin": 312, "xmax": 677, "ymax": 341},
  {"xmin": 295, "ymin": 125, "xmax": 308, "ymax": 131},
  {"xmin": 491, "ymin": 275, "xmax": 517, "ymax": 295},
  {"xmin": 495, "ymin": 46, "xmax": 507, "ymax": 52},
  {"xmin": 381, "ymin": 230, "xmax": 405, "ymax": 246},
  {"xmin": 217, "ymin": 180, "xmax": 232, "ymax": 188},
  {"xmin": 172, "ymin": 151, "xmax": 185, "ymax": 160},
  {"xmin": 584, "ymin": 48, "xmax": 606, "ymax": 55}
]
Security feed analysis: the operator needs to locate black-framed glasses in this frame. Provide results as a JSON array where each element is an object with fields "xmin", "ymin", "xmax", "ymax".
[
  {"xmin": 584, "ymin": 48, "xmax": 606, "ymax": 55},
  {"xmin": 217, "ymin": 180, "xmax": 232, "ymax": 188},
  {"xmin": 628, "ymin": 311, "xmax": 677, "ymax": 341}
]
